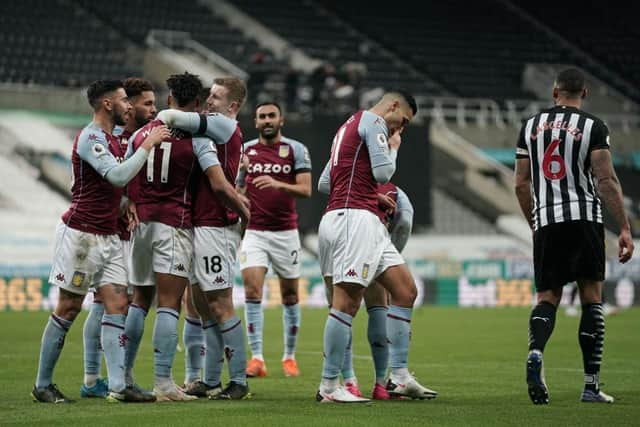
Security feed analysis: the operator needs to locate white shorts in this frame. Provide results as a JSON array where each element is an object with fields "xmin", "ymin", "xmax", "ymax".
[
  {"xmin": 239, "ymin": 229, "xmax": 301, "ymax": 279},
  {"xmin": 129, "ymin": 221, "xmax": 193, "ymax": 286},
  {"xmin": 48, "ymin": 222, "xmax": 127, "ymax": 295},
  {"xmin": 318, "ymin": 209, "xmax": 404, "ymax": 287},
  {"xmin": 193, "ymin": 223, "xmax": 242, "ymax": 291}
]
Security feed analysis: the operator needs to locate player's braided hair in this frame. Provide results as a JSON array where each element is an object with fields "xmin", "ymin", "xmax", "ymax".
[
  {"xmin": 123, "ymin": 77, "xmax": 154, "ymax": 98},
  {"xmin": 166, "ymin": 72, "xmax": 203, "ymax": 107},
  {"xmin": 86, "ymin": 79, "xmax": 123, "ymax": 109}
]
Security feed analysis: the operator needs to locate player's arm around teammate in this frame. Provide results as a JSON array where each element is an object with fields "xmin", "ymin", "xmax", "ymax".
[{"xmin": 33, "ymin": 80, "xmax": 168, "ymax": 404}]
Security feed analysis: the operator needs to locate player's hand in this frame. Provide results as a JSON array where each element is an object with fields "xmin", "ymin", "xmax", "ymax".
[
  {"xmin": 253, "ymin": 175, "xmax": 281, "ymax": 190},
  {"xmin": 143, "ymin": 125, "xmax": 171, "ymax": 148},
  {"xmin": 239, "ymin": 154, "xmax": 249, "ymax": 172},
  {"xmin": 618, "ymin": 228, "xmax": 634, "ymax": 263},
  {"xmin": 377, "ymin": 193, "xmax": 397, "ymax": 211},
  {"xmin": 127, "ymin": 200, "xmax": 140, "ymax": 232},
  {"xmin": 388, "ymin": 129, "xmax": 402, "ymax": 151}
]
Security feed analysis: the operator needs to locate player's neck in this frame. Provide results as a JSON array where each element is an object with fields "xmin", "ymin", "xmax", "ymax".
[
  {"xmin": 260, "ymin": 135, "xmax": 280, "ymax": 146},
  {"xmin": 555, "ymin": 98, "xmax": 582, "ymax": 109},
  {"xmin": 93, "ymin": 113, "xmax": 115, "ymax": 135},
  {"xmin": 124, "ymin": 122, "xmax": 139, "ymax": 134}
]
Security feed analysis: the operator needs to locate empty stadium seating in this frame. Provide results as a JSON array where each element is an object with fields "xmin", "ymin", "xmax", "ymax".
[{"xmin": 0, "ymin": 0, "xmax": 139, "ymax": 86}]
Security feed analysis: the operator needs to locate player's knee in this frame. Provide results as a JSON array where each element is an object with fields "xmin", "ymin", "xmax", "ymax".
[
  {"xmin": 282, "ymin": 292, "xmax": 299, "ymax": 306},
  {"xmin": 56, "ymin": 300, "xmax": 82, "ymax": 321},
  {"xmin": 244, "ymin": 285, "xmax": 262, "ymax": 300}
]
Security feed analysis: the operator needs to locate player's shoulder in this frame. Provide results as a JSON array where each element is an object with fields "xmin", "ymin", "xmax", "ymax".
[
  {"xmin": 281, "ymin": 135, "xmax": 308, "ymax": 150},
  {"xmin": 77, "ymin": 122, "xmax": 107, "ymax": 146},
  {"xmin": 244, "ymin": 138, "xmax": 260, "ymax": 148}
]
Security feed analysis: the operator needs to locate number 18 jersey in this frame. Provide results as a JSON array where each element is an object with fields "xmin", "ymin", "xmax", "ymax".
[{"xmin": 516, "ymin": 105, "xmax": 610, "ymax": 230}]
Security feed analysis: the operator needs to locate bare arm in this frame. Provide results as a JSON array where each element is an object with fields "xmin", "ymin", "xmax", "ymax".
[
  {"xmin": 591, "ymin": 148, "xmax": 634, "ymax": 263},
  {"xmin": 205, "ymin": 164, "xmax": 250, "ymax": 224},
  {"xmin": 252, "ymin": 171, "xmax": 312, "ymax": 198},
  {"xmin": 514, "ymin": 158, "xmax": 534, "ymax": 230}
]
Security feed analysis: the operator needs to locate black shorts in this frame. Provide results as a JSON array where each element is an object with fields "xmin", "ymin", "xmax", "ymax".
[{"xmin": 533, "ymin": 220, "xmax": 605, "ymax": 292}]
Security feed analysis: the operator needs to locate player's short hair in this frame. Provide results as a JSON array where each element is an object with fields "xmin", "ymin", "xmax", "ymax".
[
  {"xmin": 213, "ymin": 77, "xmax": 247, "ymax": 109},
  {"xmin": 86, "ymin": 79, "xmax": 124, "ymax": 109},
  {"xmin": 123, "ymin": 77, "xmax": 154, "ymax": 98},
  {"xmin": 387, "ymin": 89, "xmax": 418, "ymax": 116},
  {"xmin": 255, "ymin": 101, "xmax": 282, "ymax": 116},
  {"xmin": 166, "ymin": 72, "xmax": 204, "ymax": 107},
  {"xmin": 555, "ymin": 68, "xmax": 586, "ymax": 97}
]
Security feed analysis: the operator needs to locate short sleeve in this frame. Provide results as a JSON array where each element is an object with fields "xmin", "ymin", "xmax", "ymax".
[
  {"xmin": 76, "ymin": 129, "xmax": 119, "ymax": 177},
  {"xmin": 515, "ymin": 122, "xmax": 529, "ymax": 159},
  {"xmin": 589, "ymin": 120, "xmax": 610, "ymax": 151},
  {"xmin": 192, "ymin": 137, "xmax": 220, "ymax": 172},
  {"xmin": 359, "ymin": 111, "xmax": 392, "ymax": 169}
]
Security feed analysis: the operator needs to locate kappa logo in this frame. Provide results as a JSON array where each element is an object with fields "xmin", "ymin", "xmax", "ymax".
[
  {"xmin": 118, "ymin": 333, "xmax": 128, "ymax": 348},
  {"xmin": 88, "ymin": 134, "xmax": 98, "ymax": 141},
  {"xmin": 290, "ymin": 325, "xmax": 299, "ymax": 335},
  {"xmin": 224, "ymin": 346, "xmax": 235, "ymax": 361},
  {"xmin": 346, "ymin": 269, "xmax": 358, "ymax": 278},
  {"xmin": 200, "ymin": 345, "xmax": 206, "ymax": 357},
  {"xmin": 248, "ymin": 323, "xmax": 254, "ymax": 334},
  {"xmin": 174, "ymin": 263, "xmax": 186, "ymax": 272},
  {"xmin": 214, "ymin": 276, "xmax": 226, "ymax": 284},
  {"xmin": 248, "ymin": 149, "xmax": 258, "ymax": 156},
  {"xmin": 55, "ymin": 273, "xmax": 65, "ymax": 283}
]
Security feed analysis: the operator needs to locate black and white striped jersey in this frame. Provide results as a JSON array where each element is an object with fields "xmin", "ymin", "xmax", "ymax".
[{"xmin": 516, "ymin": 105, "xmax": 610, "ymax": 230}]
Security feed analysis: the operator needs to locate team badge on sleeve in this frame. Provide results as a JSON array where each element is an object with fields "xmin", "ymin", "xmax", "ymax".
[
  {"xmin": 279, "ymin": 145, "xmax": 290, "ymax": 158},
  {"xmin": 91, "ymin": 143, "xmax": 106, "ymax": 157},
  {"xmin": 376, "ymin": 133, "xmax": 388, "ymax": 147}
]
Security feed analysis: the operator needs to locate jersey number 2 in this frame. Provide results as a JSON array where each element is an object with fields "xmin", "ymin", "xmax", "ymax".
[
  {"xmin": 542, "ymin": 139, "xmax": 566, "ymax": 180},
  {"xmin": 147, "ymin": 142, "xmax": 172, "ymax": 183}
]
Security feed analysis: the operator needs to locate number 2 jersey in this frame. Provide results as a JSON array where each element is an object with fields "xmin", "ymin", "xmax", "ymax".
[
  {"xmin": 128, "ymin": 118, "xmax": 223, "ymax": 229},
  {"xmin": 516, "ymin": 105, "xmax": 610, "ymax": 230}
]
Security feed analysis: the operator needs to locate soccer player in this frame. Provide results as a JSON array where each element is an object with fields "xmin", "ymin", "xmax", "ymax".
[
  {"xmin": 316, "ymin": 91, "xmax": 436, "ymax": 403},
  {"xmin": 128, "ymin": 72, "xmax": 249, "ymax": 401},
  {"xmin": 80, "ymin": 77, "xmax": 157, "ymax": 399},
  {"xmin": 320, "ymin": 174, "xmax": 426, "ymax": 400},
  {"xmin": 235, "ymin": 102, "xmax": 312, "ymax": 378},
  {"xmin": 32, "ymin": 79, "xmax": 169, "ymax": 403},
  {"xmin": 515, "ymin": 67, "xmax": 634, "ymax": 404},
  {"xmin": 160, "ymin": 77, "xmax": 252, "ymax": 400}
]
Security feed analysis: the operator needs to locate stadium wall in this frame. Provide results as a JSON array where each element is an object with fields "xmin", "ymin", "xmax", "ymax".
[{"xmin": 1, "ymin": 258, "xmax": 638, "ymax": 311}]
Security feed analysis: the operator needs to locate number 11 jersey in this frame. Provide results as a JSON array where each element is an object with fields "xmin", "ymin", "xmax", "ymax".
[{"xmin": 129, "ymin": 118, "xmax": 222, "ymax": 229}]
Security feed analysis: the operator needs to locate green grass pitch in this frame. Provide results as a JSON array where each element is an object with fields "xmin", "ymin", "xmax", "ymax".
[{"xmin": 1, "ymin": 307, "xmax": 638, "ymax": 426}]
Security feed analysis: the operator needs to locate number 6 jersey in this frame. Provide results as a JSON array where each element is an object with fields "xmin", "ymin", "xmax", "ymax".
[{"xmin": 516, "ymin": 105, "xmax": 610, "ymax": 230}]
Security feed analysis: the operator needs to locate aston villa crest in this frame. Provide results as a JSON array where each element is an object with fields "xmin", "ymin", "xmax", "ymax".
[{"xmin": 278, "ymin": 145, "xmax": 290, "ymax": 158}]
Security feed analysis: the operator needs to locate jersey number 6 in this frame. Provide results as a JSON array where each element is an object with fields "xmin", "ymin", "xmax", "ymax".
[{"xmin": 542, "ymin": 139, "xmax": 566, "ymax": 180}]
